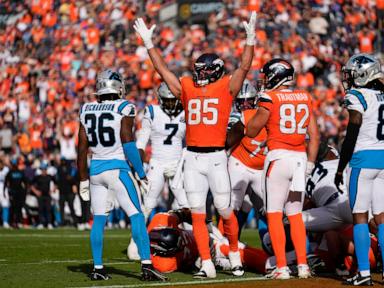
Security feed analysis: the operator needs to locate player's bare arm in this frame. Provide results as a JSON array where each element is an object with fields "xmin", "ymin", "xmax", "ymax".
[
  {"xmin": 246, "ymin": 106, "xmax": 270, "ymax": 138},
  {"xmin": 229, "ymin": 12, "xmax": 256, "ymax": 97},
  {"xmin": 307, "ymin": 114, "xmax": 320, "ymax": 164},
  {"xmin": 334, "ymin": 110, "xmax": 362, "ymax": 189},
  {"xmin": 226, "ymin": 121, "xmax": 245, "ymax": 149},
  {"xmin": 134, "ymin": 18, "xmax": 181, "ymax": 98}
]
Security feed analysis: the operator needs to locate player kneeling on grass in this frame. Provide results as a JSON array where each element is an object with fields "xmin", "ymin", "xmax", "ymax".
[
  {"xmin": 77, "ymin": 69, "xmax": 167, "ymax": 282},
  {"xmin": 334, "ymin": 54, "xmax": 384, "ymax": 286},
  {"xmin": 140, "ymin": 209, "xmax": 268, "ymax": 274},
  {"xmin": 247, "ymin": 59, "xmax": 320, "ymax": 279}
]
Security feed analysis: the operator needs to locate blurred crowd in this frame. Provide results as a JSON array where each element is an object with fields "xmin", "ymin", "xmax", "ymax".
[{"xmin": 0, "ymin": 0, "xmax": 383, "ymax": 228}]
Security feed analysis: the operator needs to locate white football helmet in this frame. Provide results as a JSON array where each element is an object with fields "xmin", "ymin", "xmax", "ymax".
[
  {"xmin": 342, "ymin": 54, "xmax": 383, "ymax": 90},
  {"xmin": 95, "ymin": 69, "xmax": 126, "ymax": 98},
  {"xmin": 158, "ymin": 82, "xmax": 182, "ymax": 116}
]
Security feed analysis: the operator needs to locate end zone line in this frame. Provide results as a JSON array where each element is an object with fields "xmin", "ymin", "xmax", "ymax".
[{"xmin": 68, "ymin": 276, "xmax": 267, "ymax": 288}]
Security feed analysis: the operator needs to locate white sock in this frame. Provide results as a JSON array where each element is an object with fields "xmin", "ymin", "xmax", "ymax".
[
  {"xmin": 94, "ymin": 265, "xmax": 103, "ymax": 269},
  {"xmin": 360, "ymin": 270, "xmax": 370, "ymax": 277},
  {"xmin": 141, "ymin": 260, "xmax": 152, "ymax": 265}
]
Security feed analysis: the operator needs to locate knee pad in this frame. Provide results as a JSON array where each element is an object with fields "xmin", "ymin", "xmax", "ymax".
[
  {"xmin": 218, "ymin": 207, "xmax": 233, "ymax": 219},
  {"xmin": 213, "ymin": 192, "xmax": 230, "ymax": 211}
]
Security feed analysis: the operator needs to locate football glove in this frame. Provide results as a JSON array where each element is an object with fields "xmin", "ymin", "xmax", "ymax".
[
  {"xmin": 79, "ymin": 180, "xmax": 90, "ymax": 201},
  {"xmin": 243, "ymin": 11, "xmax": 257, "ymax": 46},
  {"xmin": 334, "ymin": 171, "xmax": 344, "ymax": 194},
  {"xmin": 134, "ymin": 172, "xmax": 150, "ymax": 196},
  {"xmin": 305, "ymin": 161, "xmax": 315, "ymax": 178},
  {"xmin": 133, "ymin": 18, "xmax": 156, "ymax": 50}
]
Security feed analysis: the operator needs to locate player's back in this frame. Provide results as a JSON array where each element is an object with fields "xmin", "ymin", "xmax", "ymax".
[
  {"xmin": 231, "ymin": 109, "xmax": 267, "ymax": 170},
  {"xmin": 345, "ymin": 88, "xmax": 384, "ymax": 154},
  {"xmin": 180, "ymin": 75, "xmax": 232, "ymax": 148},
  {"xmin": 259, "ymin": 89, "xmax": 312, "ymax": 152},
  {"xmin": 143, "ymin": 105, "xmax": 185, "ymax": 161},
  {"xmin": 79, "ymin": 99, "xmax": 135, "ymax": 161}
]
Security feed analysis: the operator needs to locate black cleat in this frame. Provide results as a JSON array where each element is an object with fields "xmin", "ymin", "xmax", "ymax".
[
  {"xmin": 141, "ymin": 264, "xmax": 168, "ymax": 281},
  {"xmin": 343, "ymin": 272, "xmax": 372, "ymax": 286},
  {"xmin": 90, "ymin": 268, "xmax": 111, "ymax": 281}
]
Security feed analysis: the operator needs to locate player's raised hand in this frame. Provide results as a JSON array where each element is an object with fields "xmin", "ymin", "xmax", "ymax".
[
  {"xmin": 242, "ymin": 11, "xmax": 257, "ymax": 46},
  {"xmin": 133, "ymin": 18, "xmax": 156, "ymax": 50}
]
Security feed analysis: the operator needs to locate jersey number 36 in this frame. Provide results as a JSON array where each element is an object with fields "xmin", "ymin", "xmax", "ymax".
[{"xmin": 85, "ymin": 113, "xmax": 116, "ymax": 147}]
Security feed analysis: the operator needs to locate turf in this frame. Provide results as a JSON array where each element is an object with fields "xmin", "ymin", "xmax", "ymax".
[{"xmin": 0, "ymin": 228, "xmax": 262, "ymax": 288}]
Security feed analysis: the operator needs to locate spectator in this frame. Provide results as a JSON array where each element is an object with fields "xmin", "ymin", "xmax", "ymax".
[
  {"xmin": 5, "ymin": 159, "xmax": 28, "ymax": 228},
  {"xmin": 31, "ymin": 162, "xmax": 55, "ymax": 229}
]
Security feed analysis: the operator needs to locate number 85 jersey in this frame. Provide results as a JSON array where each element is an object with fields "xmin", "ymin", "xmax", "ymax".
[
  {"xmin": 258, "ymin": 89, "xmax": 313, "ymax": 152},
  {"xmin": 79, "ymin": 99, "xmax": 136, "ymax": 160}
]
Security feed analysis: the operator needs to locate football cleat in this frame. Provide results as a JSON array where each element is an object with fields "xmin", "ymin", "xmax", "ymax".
[
  {"xmin": 344, "ymin": 272, "xmax": 372, "ymax": 286},
  {"xmin": 193, "ymin": 259, "xmax": 216, "ymax": 279},
  {"xmin": 265, "ymin": 266, "xmax": 291, "ymax": 280},
  {"xmin": 90, "ymin": 268, "xmax": 111, "ymax": 281},
  {"xmin": 141, "ymin": 264, "xmax": 168, "ymax": 281},
  {"xmin": 228, "ymin": 251, "xmax": 244, "ymax": 277},
  {"xmin": 297, "ymin": 264, "xmax": 311, "ymax": 279}
]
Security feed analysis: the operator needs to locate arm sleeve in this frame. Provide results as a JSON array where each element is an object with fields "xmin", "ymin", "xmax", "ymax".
[
  {"xmin": 257, "ymin": 92, "xmax": 273, "ymax": 111},
  {"xmin": 136, "ymin": 107, "xmax": 152, "ymax": 150},
  {"xmin": 344, "ymin": 90, "xmax": 367, "ymax": 113},
  {"xmin": 123, "ymin": 142, "xmax": 146, "ymax": 179}
]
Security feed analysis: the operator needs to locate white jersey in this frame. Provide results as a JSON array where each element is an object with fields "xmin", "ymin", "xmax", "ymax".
[
  {"xmin": 344, "ymin": 88, "xmax": 384, "ymax": 169},
  {"xmin": 306, "ymin": 159, "xmax": 346, "ymax": 207},
  {"xmin": 79, "ymin": 99, "xmax": 136, "ymax": 161},
  {"xmin": 136, "ymin": 105, "xmax": 185, "ymax": 162}
]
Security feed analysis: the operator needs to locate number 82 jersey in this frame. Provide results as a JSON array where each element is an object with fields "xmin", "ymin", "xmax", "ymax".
[
  {"xmin": 258, "ymin": 89, "xmax": 313, "ymax": 152},
  {"xmin": 79, "ymin": 99, "xmax": 136, "ymax": 160}
]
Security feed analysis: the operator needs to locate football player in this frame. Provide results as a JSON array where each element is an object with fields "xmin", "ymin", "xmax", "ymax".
[
  {"xmin": 134, "ymin": 12, "xmax": 257, "ymax": 278},
  {"xmin": 226, "ymin": 80, "xmax": 267, "ymax": 233},
  {"xmin": 0, "ymin": 160, "xmax": 10, "ymax": 228},
  {"xmin": 334, "ymin": 54, "xmax": 384, "ymax": 286},
  {"xmin": 247, "ymin": 59, "xmax": 320, "ymax": 279},
  {"xmin": 77, "ymin": 69, "xmax": 167, "ymax": 281},
  {"xmin": 136, "ymin": 82, "xmax": 189, "ymax": 219}
]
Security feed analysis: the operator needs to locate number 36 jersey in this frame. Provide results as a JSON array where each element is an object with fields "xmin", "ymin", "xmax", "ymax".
[
  {"xmin": 136, "ymin": 105, "xmax": 186, "ymax": 162},
  {"xmin": 344, "ymin": 88, "xmax": 384, "ymax": 169},
  {"xmin": 79, "ymin": 99, "xmax": 136, "ymax": 160},
  {"xmin": 258, "ymin": 89, "xmax": 313, "ymax": 152}
]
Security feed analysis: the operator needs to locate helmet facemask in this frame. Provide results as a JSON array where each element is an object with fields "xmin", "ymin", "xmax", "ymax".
[{"xmin": 193, "ymin": 57, "xmax": 224, "ymax": 87}]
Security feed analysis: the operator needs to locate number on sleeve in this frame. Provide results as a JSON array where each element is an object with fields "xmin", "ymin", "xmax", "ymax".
[
  {"xmin": 163, "ymin": 123, "xmax": 179, "ymax": 145},
  {"xmin": 279, "ymin": 103, "xmax": 309, "ymax": 134},
  {"xmin": 187, "ymin": 98, "xmax": 218, "ymax": 125}
]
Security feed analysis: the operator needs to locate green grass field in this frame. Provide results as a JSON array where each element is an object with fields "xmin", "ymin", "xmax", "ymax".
[{"xmin": 0, "ymin": 228, "xmax": 263, "ymax": 288}]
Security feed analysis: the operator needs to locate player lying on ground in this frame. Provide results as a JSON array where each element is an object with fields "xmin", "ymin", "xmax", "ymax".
[
  {"xmin": 334, "ymin": 53, "xmax": 384, "ymax": 286},
  {"xmin": 77, "ymin": 69, "xmax": 167, "ymax": 281},
  {"xmin": 246, "ymin": 58, "xmax": 320, "ymax": 279},
  {"xmin": 140, "ymin": 209, "xmax": 268, "ymax": 274},
  {"xmin": 134, "ymin": 12, "xmax": 257, "ymax": 278}
]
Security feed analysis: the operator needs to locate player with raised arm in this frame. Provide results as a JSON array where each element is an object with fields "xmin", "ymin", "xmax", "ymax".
[
  {"xmin": 226, "ymin": 80, "xmax": 267, "ymax": 233},
  {"xmin": 77, "ymin": 70, "xmax": 167, "ymax": 282},
  {"xmin": 133, "ymin": 12, "xmax": 257, "ymax": 278},
  {"xmin": 246, "ymin": 59, "xmax": 320, "ymax": 279},
  {"xmin": 136, "ymin": 82, "xmax": 189, "ymax": 219},
  {"xmin": 334, "ymin": 54, "xmax": 384, "ymax": 286}
]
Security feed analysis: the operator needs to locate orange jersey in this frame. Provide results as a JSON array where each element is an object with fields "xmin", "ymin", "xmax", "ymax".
[
  {"xmin": 180, "ymin": 76, "xmax": 233, "ymax": 147},
  {"xmin": 148, "ymin": 213, "xmax": 198, "ymax": 273},
  {"xmin": 258, "ymin": 89, "xmax": 313, "ymax": 152},
  {"xmin": 232, "ymin": 109, "xmax": 267, "ymax": 170}
]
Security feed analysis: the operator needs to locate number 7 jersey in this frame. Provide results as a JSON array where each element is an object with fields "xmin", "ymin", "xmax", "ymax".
[
  {"xmin": 79, "ymin": 99, "xmax": 136, "ymax": 160},
  {"xmin": 258, "ymin": 89, "xmax": 313, "ymax": 152}
]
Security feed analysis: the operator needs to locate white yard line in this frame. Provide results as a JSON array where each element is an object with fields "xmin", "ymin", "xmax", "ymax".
[
  {"xmin": 69, "ymin": 277, "xmax": 267, "ymax": 288},
  {"xmin": 0, "ymin": 258, "xmax": 134, "ymax": 266},
  {"xmin": 0, "ymin": 234, "xmax": 128, "ymax": 239}
]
